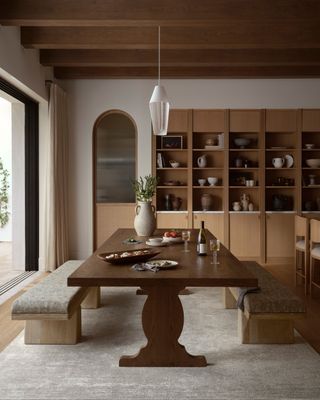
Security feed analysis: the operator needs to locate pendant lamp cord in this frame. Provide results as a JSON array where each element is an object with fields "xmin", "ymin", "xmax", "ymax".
[{"xmin": 158, "ymin": 26, "xmax": 161, "ymax": 86}]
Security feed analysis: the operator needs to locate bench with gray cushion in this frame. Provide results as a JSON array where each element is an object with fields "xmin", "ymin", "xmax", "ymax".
[
  {"xmin": 12, "ymin": 260, "xmax": 100, "ymax": 345},
  {"xmin": 223, "ymin": 261, "xmax": 306, "ymax": 344}
]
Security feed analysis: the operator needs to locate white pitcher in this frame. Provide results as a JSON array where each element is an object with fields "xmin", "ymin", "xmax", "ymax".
[
  {"xmin": 134, "ymin": 201, "xmax": 156, "ymax": 236},
  {"xmin": 272, "ymin": 157, "xmax": 285, "ymax": 168},
  {"xmin": 197, "ymin": 154, "xmax": 207, "ymax": 168}
]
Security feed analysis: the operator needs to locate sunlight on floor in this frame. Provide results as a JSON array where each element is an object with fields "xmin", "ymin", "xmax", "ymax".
[{"xmin": 0, "ymin": 242, "xmax": 24, "ymax": 286}]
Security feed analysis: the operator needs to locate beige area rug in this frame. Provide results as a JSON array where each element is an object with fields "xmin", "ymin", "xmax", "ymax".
[{"xmin": 0, "ymin": 287, "xmax": 320, "ymax": 400}]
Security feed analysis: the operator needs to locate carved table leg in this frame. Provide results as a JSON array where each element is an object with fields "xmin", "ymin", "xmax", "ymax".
[{"xmin": 119, "ymin": 285, "xmax": 207, "ymax": 367}]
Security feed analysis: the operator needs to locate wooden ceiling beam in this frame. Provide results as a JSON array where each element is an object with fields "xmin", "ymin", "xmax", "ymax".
[
  {"xmin": 2, "ymin": 0, "xmax": 320, "ymax": 26},
  {"xmin": 54, "ymin": 65, "xmax": 320, "ymax": 79},
  {"xmin": 41, "ymin": 49, "xmax": 320, "ymax": 67},
  {"xmin": 21, "ymin": 24, "xmax": 320, "ymax": 50}
]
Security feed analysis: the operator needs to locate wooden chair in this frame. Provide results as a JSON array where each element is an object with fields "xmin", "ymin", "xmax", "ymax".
[
  {"xmin": 294, "ymin": 215, "xmax": 309, "ymax": 294},
  {"xmin": 310, "ymin": 219, "xmax": 320, "ymax": 298}
]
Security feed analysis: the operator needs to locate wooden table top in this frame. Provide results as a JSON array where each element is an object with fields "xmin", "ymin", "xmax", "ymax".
[{"xmin": 68, "ymin": 229, "xmax": 258, "ymax": 288}]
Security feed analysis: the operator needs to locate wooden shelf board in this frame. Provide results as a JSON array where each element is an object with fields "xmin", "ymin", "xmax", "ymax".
[
  {"xmin": 193, "ymin": 211, "xmax": 224, "ymax": 214},
  {"xmin": 192, "ymin": 148, "xmax": 224, "ymax": 152},
  {"xmin": 265, "ymin": 210, "xmax": 296, "ymax": 214},
  {"xmin": 193, "ymin": 167, "xmax": 223, "ymax": 170},
  {"xmin": 302, "ymin": 186, "xmax": 320, "ymax": 189},
  {"xmin": 229, "ymin": 211, "xmax": 261, "ymax": 214},
  {"xmin": 302, "ymin": 211, "xmax": 320, "ymax": 214},
  {"xmin": 156, "ymin": 210, "xmax": 188, "ymax": 214},
  {"xmin": 156, "ymin": 167, "xmax": 188, "ymax": 170},
  {"xmin": 156, "ymin": 148, "xmax": 187, "ymax": 152},
  {"xmin": 193, "ymin": 186, "xmax": 223, "ymax": 189},
  {"xmin": 229, "ymin": 149, "xmax": 259, "ymax": 152},
  {"xmin": 229, "ymin": 186, "xmax": 260, "ymax": 189},
  {"xmin": 265, "ymin": 148, "xmax": 297, "ymax": 151},
  {"xmin": 266, "ymin": 186, "xmax": 296, "ymax": 189},
  {"xmin": 157, "ymin": 186, "xmax": 188, "ymax": 189},
  {"xmin": 229, "ymin": 167, "xmax": 259, "ymax": 170},
  {"xmin": 302, "ymin": 167, "xmax": 320, "ymax": 170},
  {"xmin": 302, "ymin": 149, "xmax": 320, "ymax": 151},
  {"xmin": 265, "ymin": 167, "xmax": 296, "ymax": 170}
]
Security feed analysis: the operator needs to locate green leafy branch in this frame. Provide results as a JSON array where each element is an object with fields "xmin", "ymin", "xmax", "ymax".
[
  {"xmin": 0, "ymin": 158, "xmax": 10, "ymax": 228},
  {"xmin": 132, "ymin": 175, "xmax": 158, "ymax": 202}
]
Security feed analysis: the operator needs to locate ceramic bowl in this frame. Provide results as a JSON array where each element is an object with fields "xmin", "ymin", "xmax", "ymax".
[
  {"xmin": 234, "ymin": 138, "xmax": 251, "ymax": 148},
  {"xmin": 148, "ymin": 237, "xmax": 163, "ymax": 244},
  {"xmin": 198, "ymin": 179, "xmax": 206, "ymax": 186},
  {"xmin": 207, "ymin": 177, "xmax": 218, "ymax": 186},
  {"xmin": 306, "ymin": 159, "xmax": 320, "ymax": 168},
  {"xmin": 169, "ymin": 160, "xmax": 180, "ymax": 168},
  {"xmin": 305, "ymin": 144, "xmax": 315, "ymax": 149}
]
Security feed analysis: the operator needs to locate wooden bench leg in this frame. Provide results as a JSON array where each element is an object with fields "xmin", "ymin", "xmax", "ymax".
[
  {"xmin": 238, "ymin": 310, "xmax": 295, "ymax": 344},
  {"xmin": 81, "ymin": 287, "xmax": 100, "ymax": 309},
  {"xmin": 223, "ymin": 287, "xmax": 237, "ymax": 309},
  {"xmin": 24, "ymin": 308, "xmax": 81, "ymax": 345}
]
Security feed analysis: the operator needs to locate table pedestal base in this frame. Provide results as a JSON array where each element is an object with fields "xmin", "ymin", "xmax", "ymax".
[{"xmin": 119, "ymin": 285, "xmax": 207, "ymax": 367}]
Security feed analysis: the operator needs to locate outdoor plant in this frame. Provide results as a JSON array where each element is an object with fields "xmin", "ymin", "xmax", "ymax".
[
  {"xmin": 132, "ymin": 175, "xmax": 158, "ymax": 202},
  {"xmin": 0, "ymin": 157, "xmax": 9, "ymax": 228}
]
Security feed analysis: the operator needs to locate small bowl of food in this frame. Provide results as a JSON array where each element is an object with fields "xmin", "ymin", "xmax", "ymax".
[
  {"xmin": 198, "ymin": 179, "xmax": 206, "ymax": 186},
  {"xmin": 147, "ymin": 237, "xmax": 163, "ymax": 244}
]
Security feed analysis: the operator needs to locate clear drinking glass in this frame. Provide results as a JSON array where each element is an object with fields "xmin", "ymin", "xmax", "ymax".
[
  {"xmin": 181, "ymin": 230, "xmax": 191, "ymax": 252},
  {"xmin": 210, "ymin": 239, "xmax": 220, "ymax": 264}
]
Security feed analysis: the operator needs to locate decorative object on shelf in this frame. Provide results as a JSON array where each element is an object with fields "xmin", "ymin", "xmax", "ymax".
[
  {"xmin": 197, "ymin": 154, "xmax": 207, "ymax": 168},
  {"xmin": 272, "ymin": 157, "xmax": 285, "ymax": 168},
  {"xmin": 234, "ymin": 137, "xmax": 251, "ymax": 149},
  {"xmin": 309, "ymin": 175, "xmax": 316, "ymax": 185},
  {"xmin": 232, "ymin": 201, "xmax": 241, "ymax": 211},
  {"xmin": 305, "ymin": 143, "xmax": 315, "ymax": 149},
  {"xmin": 305, "ymin": 200, "xmax": 314, "ymax": 212},
  {"xmin": 284, "ymin": 154, "xmax": 294, "ymax": 168},
  {"xmin": 272, "ymin": 176, "xmax": 295, "ymax": 186},
  {"xmin": 306, "ymin": 159, "xmax": 320, "ymax": 168},
  {"xmin": 204, "ymin": 133, "xmax": 224, "ymax": 149},
  {"xmin": 157, "ymin": 152, "xmax": 165, "ymax": 168},
  {"xmin": 243, "ymin": 159, "xmax": 251, "ymax": 168},
  {"xmin": 0, "ymin": 157, "xmax": 9, "ymax": 228},
  {"xmin": 272, "ymin": 194, "xmax": 293, "ymax": 211},
  {"xmin": 245, "ymin": 180, "xmax": 255, "ymax": 187},
  {"xmin": 198, "ymin": 179, "xmax": 206, "ymax": 186},
  {"xmin": 164, "ymin": 194, "xmax": 173, "ymax": 210},
  {"xmin": 240, "ymin": 193, "xmax": 250, "ymax": 211},
  {"xmin": 205, "ymin": 137, "xmax": 218, "ymax": 146},
  {"xmin": 132, "ymin": 175, "xmax": 158, "ymax": 236},
  {"xmin": 161, "ymin": 135, "xmax": 183, "ymax": 149},
  {"xmin": 248, "ymin": 202, "xmax": 254, "ymax": 211},
  {"xmin": 163, "ymin": 180, "xmax": 184, "ymax": 186},
  {"xmin": 171, "ymin": 196, "xmax": 182, "ymax": 211},
  {"xmin": 234, "ymin": 156, "xmax": 243, "ymax": 168},
  {"xmin": 207, "ymin": 177, "xmax": 218, "ymax": 186},
  {"xmin": 169, "ymin": 160, "xmax": 180, "ymax": 168},
  {"xmin": 149, "ymin": 26, "xmax": 170, "ymax": 136},
  {"xmin": 201, "ymin": 193, "xmax": 213, "ymax": 211}
]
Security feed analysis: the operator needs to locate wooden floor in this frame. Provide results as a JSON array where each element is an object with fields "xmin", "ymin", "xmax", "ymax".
[{"xmin": 0, "ymin": 265, "xmax": 319, "ymax": 353}]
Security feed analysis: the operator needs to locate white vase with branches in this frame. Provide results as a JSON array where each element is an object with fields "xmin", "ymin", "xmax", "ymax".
[{"xmin": 132, "ymin": 175, "xmax": 157, "ymax": 237}]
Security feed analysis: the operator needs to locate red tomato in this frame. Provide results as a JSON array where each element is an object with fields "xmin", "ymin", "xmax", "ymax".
[
  {"xmin": 170, "ymin": 231, "xmax": 177, "ymax": 238},
  {"xmin": 164, "ymin": 232, "xmax": 171, "ymax": 237}
]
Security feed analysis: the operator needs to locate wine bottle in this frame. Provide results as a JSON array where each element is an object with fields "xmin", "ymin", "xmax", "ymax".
[{"xmin": 197, "ymin": 221, "xmax": 207, "ymax": 256}]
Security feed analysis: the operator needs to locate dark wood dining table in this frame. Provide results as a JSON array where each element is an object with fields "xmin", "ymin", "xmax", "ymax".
[{"xmin": 68, "ymin": 228, "xmax": 257, "ymax": 367}]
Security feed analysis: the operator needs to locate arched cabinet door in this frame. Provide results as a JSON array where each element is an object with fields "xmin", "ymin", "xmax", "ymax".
[{"xmin": 93, "ymin": 110, "xmax": 137, "ymax": 249}]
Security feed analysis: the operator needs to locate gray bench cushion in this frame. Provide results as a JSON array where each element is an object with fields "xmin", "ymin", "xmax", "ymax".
[
  {"xmin": 12, "ymin": 260, "xmax": 84, "ymax": 316},
  {"xmin": 242, "ymin": 261, "xmax": 306, "ymax": 314}
]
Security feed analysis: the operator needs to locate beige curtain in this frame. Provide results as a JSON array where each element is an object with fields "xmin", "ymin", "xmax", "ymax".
[{"xmin": 43, "ymin": 83, "xmax": 69, "ymax": 271}]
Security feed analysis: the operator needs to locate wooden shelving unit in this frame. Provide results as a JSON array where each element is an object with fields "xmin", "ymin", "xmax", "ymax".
[{"xmin": 152, "ymin": 108, "xmax": 320, "ymax": 264}]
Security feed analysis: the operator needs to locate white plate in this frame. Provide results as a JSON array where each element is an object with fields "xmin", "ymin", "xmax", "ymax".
[
  {"xmin": 146, "ymin": 259, "xmax": 178, "ymax": 269},
  {"xmin": 162, "ymin": 236, "xmax": 183, "ymax": 243},
  {"xmin": 146, "ymin": 240, "xmax": 167, "ymax": 247},
  {"xmin": 285, "ymin": 154, "xmax": 294, "ymax": 168}
]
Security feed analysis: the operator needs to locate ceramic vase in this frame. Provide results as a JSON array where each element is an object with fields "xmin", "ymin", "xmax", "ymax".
[
  {"xmin": 201, "ymin": 193, "xmax": 213, "ymax": 211},
  {"xmin": 134, "ymin": 201, "xmax": 156, "ymax": 236}
]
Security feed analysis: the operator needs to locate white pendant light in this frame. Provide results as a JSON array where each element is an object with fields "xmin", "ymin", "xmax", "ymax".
[{"xmin": 149, "ymin": 26, "xmax": 170, "ymax": 136}]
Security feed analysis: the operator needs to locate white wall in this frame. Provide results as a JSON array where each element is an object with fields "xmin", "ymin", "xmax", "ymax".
[{"xmin": 66, "ymin": 78, "xmax": 320, "ymax": 259}]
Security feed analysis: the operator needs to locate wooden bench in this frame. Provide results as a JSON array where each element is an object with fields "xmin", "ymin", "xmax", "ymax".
[
  {"xmin": 12, "ymin": 260, "xmax": 100, "ymax": 345},
  {"xmin": 223, "ymin": 261, "xmax": 306, "ymax": 344}
]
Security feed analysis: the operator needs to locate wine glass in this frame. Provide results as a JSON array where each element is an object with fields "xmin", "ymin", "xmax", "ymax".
[
  {"xmin": 181, "ymin": 230, "xmax": 191, "ymax": 252},
  {"xmin": 210, "ymin": 239, "xmax": 220, "ymax": 264}
]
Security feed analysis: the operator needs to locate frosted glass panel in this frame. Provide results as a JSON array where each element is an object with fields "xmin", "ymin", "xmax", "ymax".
[{"xmin": 96, "ymin": 113, "xmax": 136, "ymax": 203}]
